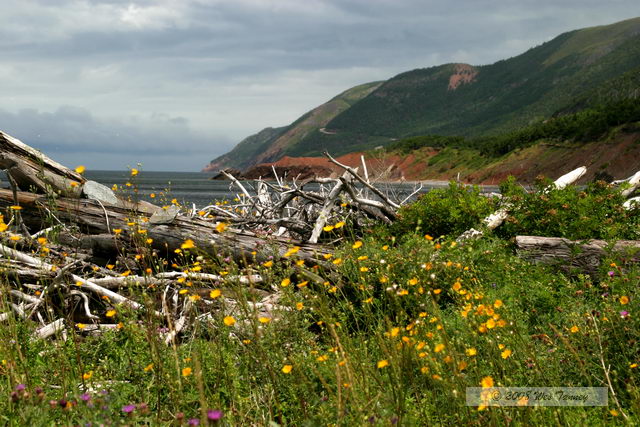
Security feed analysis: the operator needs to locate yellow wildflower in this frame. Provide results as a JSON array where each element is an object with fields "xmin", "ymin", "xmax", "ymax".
[
  {"xmin": 181, "ymin": 239, "xmax": 195, "ymax": 249},
  {"xmin": 481, "ymin": 376, "xmax": 494, "ymax": 388},
  {"xmin": 283, "ymin": 246, "xmax": 299, "ymax": 257}
]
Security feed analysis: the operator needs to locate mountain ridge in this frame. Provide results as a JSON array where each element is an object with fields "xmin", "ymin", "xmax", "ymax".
[{"xmin": 203, "ymin": 16, "xmax": 640, "ymax": 173}]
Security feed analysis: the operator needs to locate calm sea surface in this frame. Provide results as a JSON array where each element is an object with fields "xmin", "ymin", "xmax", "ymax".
[
  {"xmin": 85, "ymin": 171, "xmax": 230, "ymax": 208},
  {"xmin": 0, "ymin": 169, "xmax": 498, "ymax": 208},
  {"xmin": 83, "ymin": 171, "xmax": 476, "ymax": 208}
]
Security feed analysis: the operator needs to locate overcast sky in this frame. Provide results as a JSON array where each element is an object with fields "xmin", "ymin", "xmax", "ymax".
[{"xmin": 0, "ymin": 0, "xmax": 638, "ymax": 171}]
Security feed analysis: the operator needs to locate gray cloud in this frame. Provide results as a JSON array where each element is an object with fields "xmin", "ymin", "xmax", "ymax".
[
  {"xmin": 0, "ymin": 106, "xmax": 232, "ymax": 171},
  {"xmin": 0, "ymin": 0, "xmax": 638, "ymax": 170}
]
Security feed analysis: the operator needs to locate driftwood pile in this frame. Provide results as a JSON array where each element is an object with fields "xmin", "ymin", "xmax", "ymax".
[
  {"xmin": 214, "ymin": 151, "xmax": 422, "ymax": 243},
  {"xmin": 0, "ymin": 131, "xmax": 419, "ymax": 343},
  {"xmin": 0, "ymin": 128, "xmax": 638, "ymax": 344}
]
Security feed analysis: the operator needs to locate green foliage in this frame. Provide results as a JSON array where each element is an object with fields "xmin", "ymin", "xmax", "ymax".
[
  {"xmin": 295, "ymin": 19, "xmax": 640, "ymax": 154},
  {"xmin": 4, "ymin": 228, "xmax": 639, "ymax": 425},
  {"xmin": 390, "ymin": 183, "xmax": 497, "ymax": 237},
  {"xmin": 477, "ymin": 97, "xmax": 640, "ymax": 156},
  {"xmin": 385, "ymin": 135, "xmax": 465, "ymax": 154},
  {"xmin": 2, "ymin": 173, "xmax": 640, "ymax": 425},
  {"xmin": 381, "ymin": 97, "xmax": 640, "ymax": 162},
  {"xmin": 498, "ymin": 177, "xmax": 640, "ymax": 240}
]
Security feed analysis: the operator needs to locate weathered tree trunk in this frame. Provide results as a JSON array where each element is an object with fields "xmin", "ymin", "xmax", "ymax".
[
  {"xmin": 0, "ymin": 189, "xmax": 329, "ymax": 264},
  {"xmin": 515, "ymin": 235, "xmax": 640, "ymax": 276},
  {"xmin": 0, "ymin": 131, "xmax": 85, "ymax": 197}
]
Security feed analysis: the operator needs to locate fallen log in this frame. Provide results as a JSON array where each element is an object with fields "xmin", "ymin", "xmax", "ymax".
[
  {"xmin": 0, "ymin": 130, "xmax": 85, "ymax": 197},
  {"xmin": 515, "ymin": 235, "xmax": 640, "ymax": 276},
  {"xmin": 614, "ymin": 170, "xmax": 640, "ymax": 198},
  {"xmin": 0, "ymin": 188, "xmax": 330, "ymax": 264}
]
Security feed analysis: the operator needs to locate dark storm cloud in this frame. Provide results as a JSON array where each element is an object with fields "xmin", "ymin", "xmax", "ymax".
[
  {"xmin": 0, "ymin": 106, "xmax": 232, "ymax": 170},
  {"xmin": 0, "ymin": 0, "xmax": 638, "ymax": 170}
]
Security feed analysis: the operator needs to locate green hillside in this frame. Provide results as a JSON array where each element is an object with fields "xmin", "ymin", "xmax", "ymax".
[
  {"xmin": 203, "ymin": 81, "xmax": 381, "ymax": 171},
  {"xmin": 203, "ymin": 126, "xmax": 287, "ymax": 172},
  {"xmin": 302, "ymin": 17, "xmax": 640, "ymax": 154},
  {"xmin": 206, "ymin": 17, "xmax": 640, "ymax": 170}
]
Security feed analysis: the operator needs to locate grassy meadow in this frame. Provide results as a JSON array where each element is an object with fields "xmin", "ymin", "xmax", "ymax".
[{"xmin": 0, "ymin": 177, "xmax": 639, "ymax": 426}]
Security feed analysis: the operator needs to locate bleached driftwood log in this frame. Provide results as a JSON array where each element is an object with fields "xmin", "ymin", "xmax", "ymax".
[
  {"xmin": 33, "ymin": 318, "xmax": 65, "ymax": 340},
  {"xmin": 0, "ymin": 242, "xmax": 141, "ymax": 309},
  {"xmin": 308, "ymin": 175, "xmax": 347, "ymax": 244},
  {"xmin": 624, "ymin": 196, "xmax": 640, "ymax": 210},
  {"xmin": 515, "ymin": 235, "xmax": 640, "ymax": 276},
  {"xmin": 0, "ymin": 130, "xmax": 85, "ymax": 196},
  {"xmin": 550, "ymin": 166, "xmax": 587, "ymax": 190},
  {"xmin": 0, "ymin": 188, "xmax": 329, "ymax": 264},
  {"xmin": 614, "ymin": 170, "xmax": 640, "ymax": 198}
]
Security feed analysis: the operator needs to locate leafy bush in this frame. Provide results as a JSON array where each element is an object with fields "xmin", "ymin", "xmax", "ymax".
[
  {"xmin": 385, "ymin": 135, "xmax": 465, "ymax": 154},
  {"xmin": 498, "ymin": 177, "xmax": 640, "ymax": 240},
  {"xmin": 390, "ymin": 182, "xmax": 496, "ymax": 238}
]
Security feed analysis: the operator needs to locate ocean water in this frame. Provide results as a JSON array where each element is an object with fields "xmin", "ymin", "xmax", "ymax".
[
  {"xmin": 2, "ymin": 169, "xmax": 497, "ymax": 208},
  {"xmin": 85, "ymin": 170, "xmax": 231, "ymax": 208},
  {"xmin": 84, "ymin": 171, "xmax": 450, "ymax": 208}
]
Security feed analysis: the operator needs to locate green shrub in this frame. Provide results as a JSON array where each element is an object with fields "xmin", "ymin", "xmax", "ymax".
[
  {"xmin": 390, "ymin": 182, "xmax": 497, "ymax": 238},
  {"xmin": 498, "ymin": 177, "xmax": 640, "ymax": 240}
]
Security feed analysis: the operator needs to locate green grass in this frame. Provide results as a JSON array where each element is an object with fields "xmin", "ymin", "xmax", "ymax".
[{"xmin": 1, "ymin": 180, "xmax": 639, "ymax": 425}]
